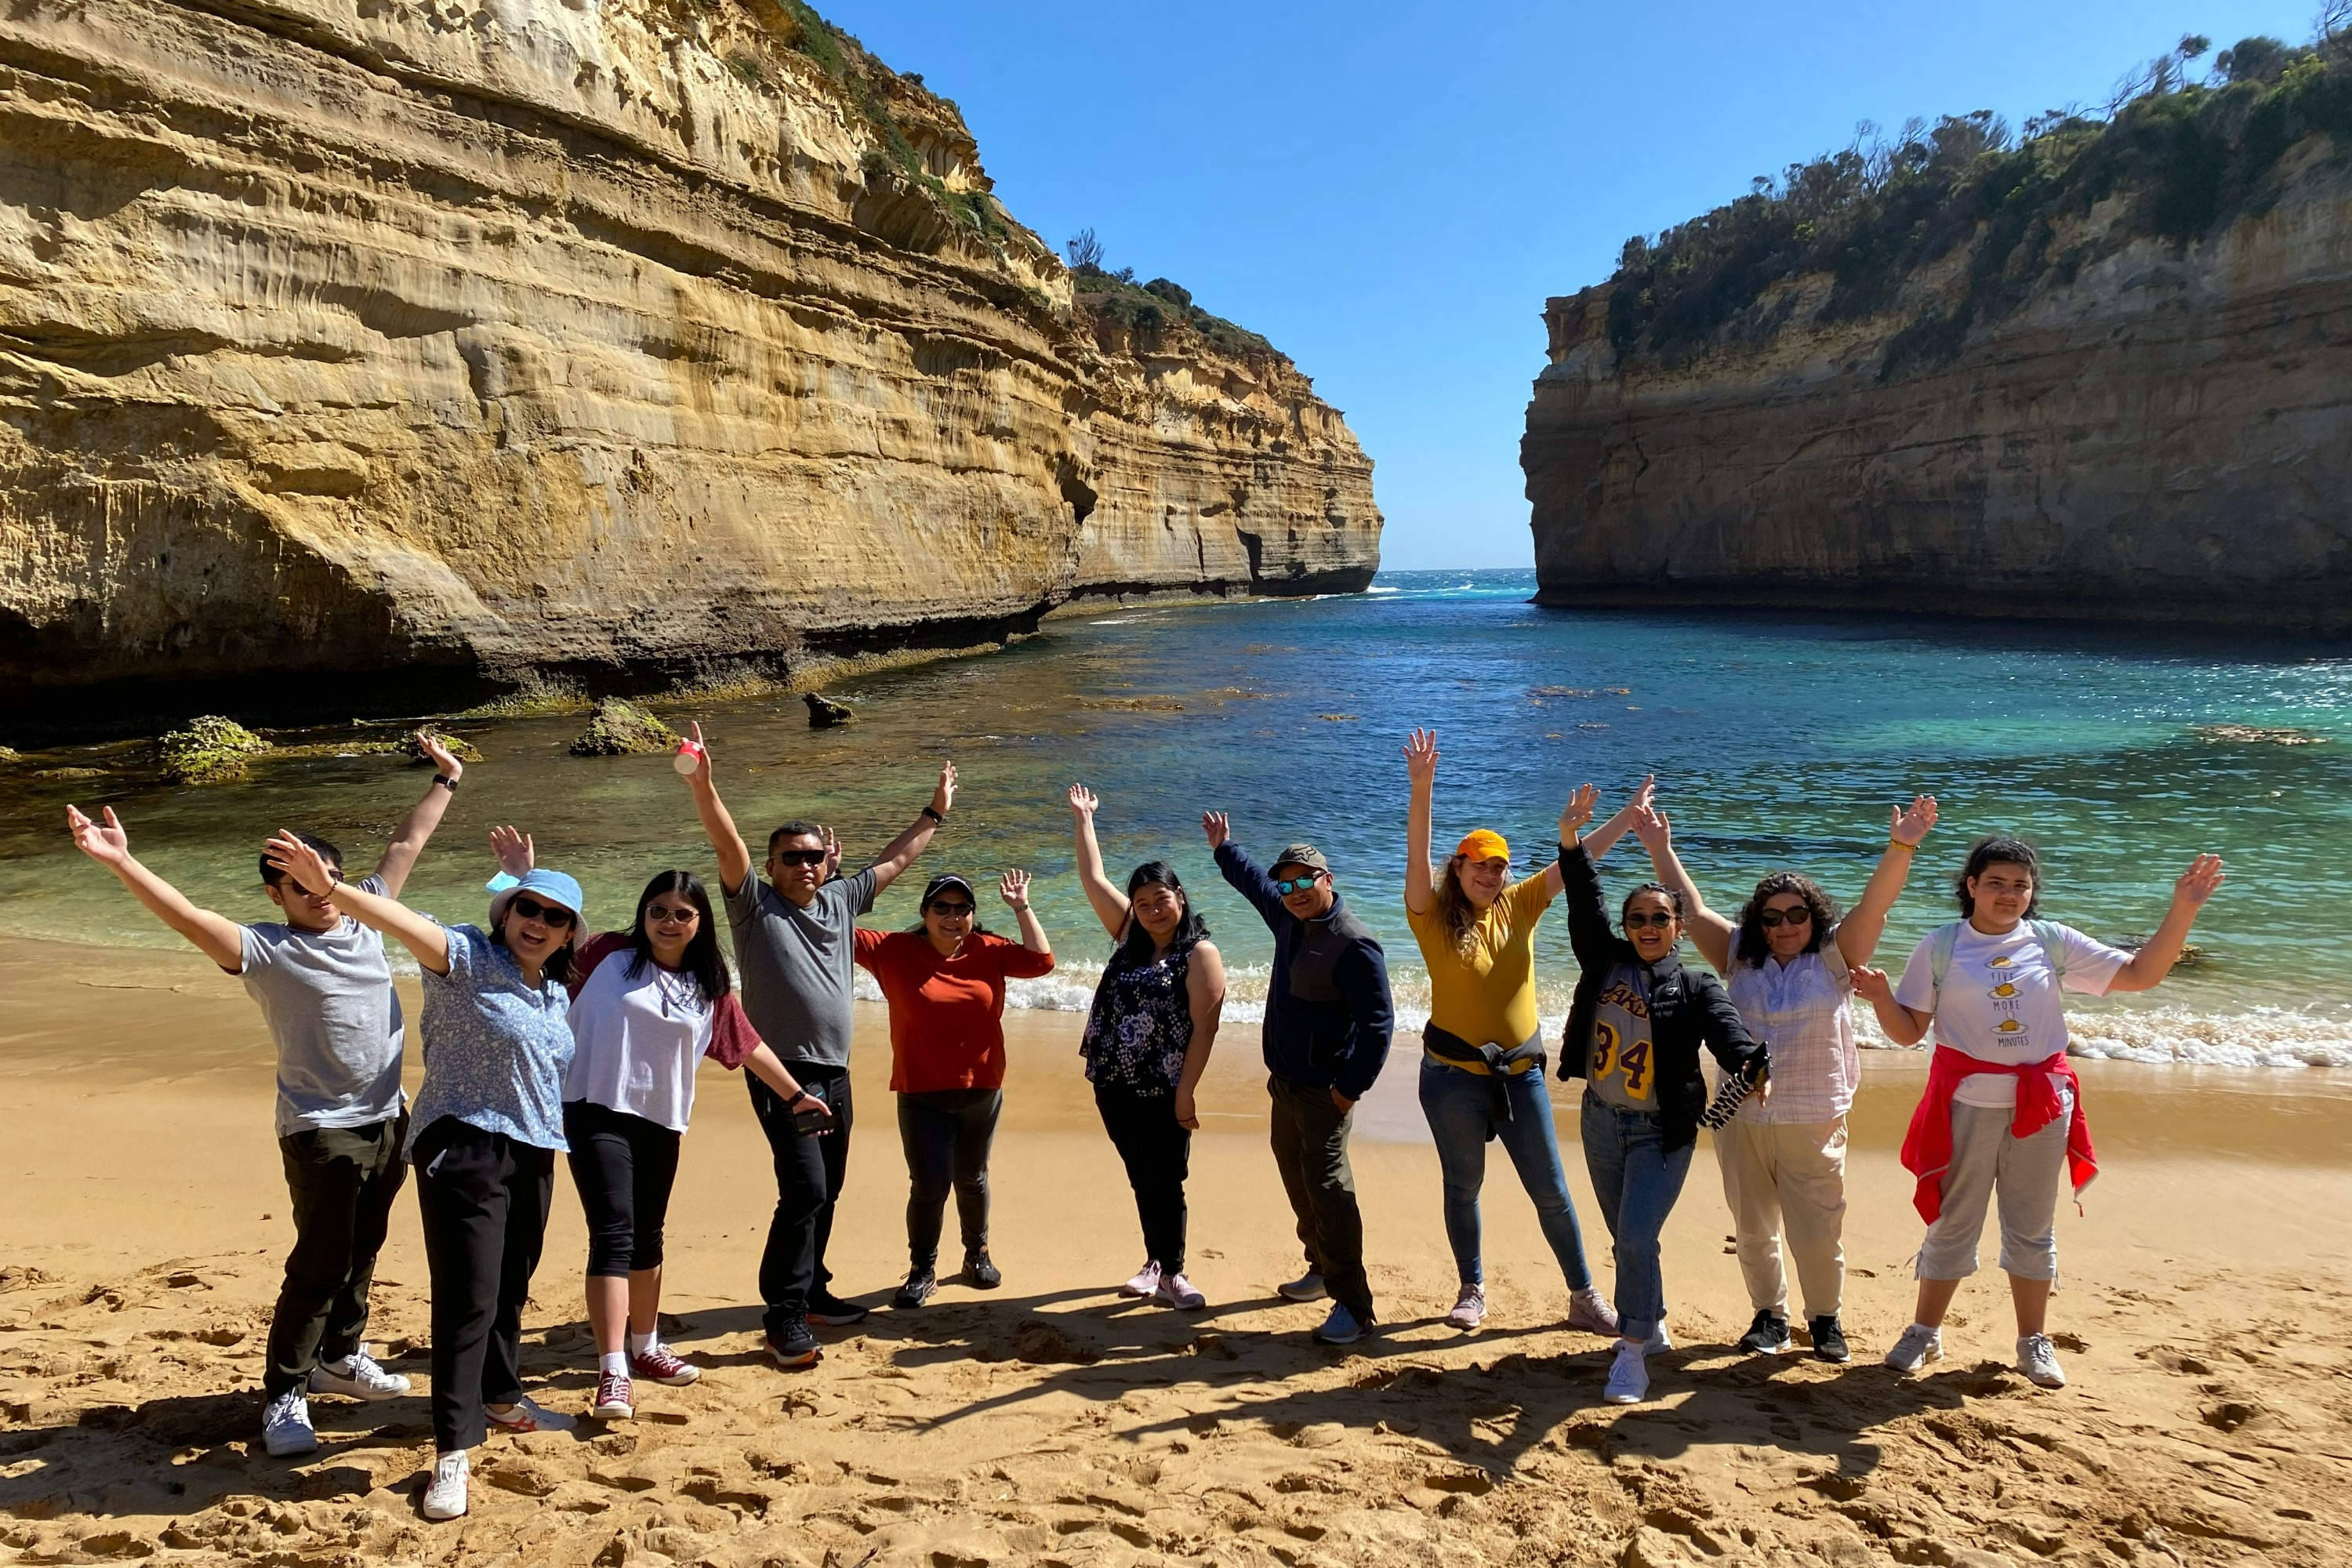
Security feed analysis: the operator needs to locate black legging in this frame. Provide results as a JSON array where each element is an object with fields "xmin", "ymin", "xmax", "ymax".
[
  {"xmin": 563, "ymin": 1100, "xmax": 684, "ymax": 1279},
  {"xmin": 1093, "ymin": 1083, "xmax": 1191, "ymax": 1275},
  {"xmin": 896, "ymin": 1088, "xmax": 1001, "ymax": 1269},
  {"xmin": 413, "ymin": 1117, "xmax": 554, "ymax": 1453},
  {"xmin": 748, "ymin": 1064, "xmax": 853, "ymax": 1338}
]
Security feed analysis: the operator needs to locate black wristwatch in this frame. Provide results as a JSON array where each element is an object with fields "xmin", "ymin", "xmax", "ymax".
[
  {"xmin": 434, "ymin": 774, "xmax": 459, "ymax": 792},
  {"xmin": 920, "ymin": 804, "xmax": 945, "ymax": 824}
]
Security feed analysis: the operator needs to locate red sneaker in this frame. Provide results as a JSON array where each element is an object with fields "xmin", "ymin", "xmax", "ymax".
[
  {"xmin": 629, "ymin": 1345, "xmax": 701, "ymax": 1387},
  {"xmin": 590, "ymin": 1371, "xmax": 634, "ymax": 1420}
]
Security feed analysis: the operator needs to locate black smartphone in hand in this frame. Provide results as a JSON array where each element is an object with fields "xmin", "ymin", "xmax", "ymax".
[{"xmin": 790, "ymin": 1083, "xmax": 832, "ymax": 1134}]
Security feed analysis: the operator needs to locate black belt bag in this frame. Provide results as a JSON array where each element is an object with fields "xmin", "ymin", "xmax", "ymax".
[{"xmin": 1423, "ymin": 1024, "xmax": 1545, "ymax": 1136}]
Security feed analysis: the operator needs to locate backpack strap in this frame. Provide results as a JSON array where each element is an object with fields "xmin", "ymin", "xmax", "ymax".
[
  {"xmin": 1927, "ymin": 921, "xmax": 1962, "ymax": 999},
  {"xmin": 1817, "ymin": 929, "xmax": 1852, "ymax": 989},
  {"xmin": 2028, "ymin": 919, "xmax": 2068, "ymax": 985}
]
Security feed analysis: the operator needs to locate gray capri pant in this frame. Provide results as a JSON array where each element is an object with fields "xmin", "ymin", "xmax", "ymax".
[{"xmin": 1916, "ymin": 1096, "xmax": 2071, "ymax": 1282}]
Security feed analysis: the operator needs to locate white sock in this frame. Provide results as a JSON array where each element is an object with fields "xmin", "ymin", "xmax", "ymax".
[
  {"xmin": 599, "ymin": 1351, "xmax": 627, "ymax": 1377},
  {"xmin": 627, "ymin": 1329, "xmax": 658, "ymax": 1357}
]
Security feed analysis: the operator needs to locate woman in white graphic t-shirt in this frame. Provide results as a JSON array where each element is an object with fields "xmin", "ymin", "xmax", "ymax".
[{"xmin": 1853, "ymin": 835, "xmax": 2223, "ymax": 1390}]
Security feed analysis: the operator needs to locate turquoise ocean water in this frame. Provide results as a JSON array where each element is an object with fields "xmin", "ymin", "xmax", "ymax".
[{"xmin": 5, "ymin": 569, "xmax": 2349, "ymax": 1068}]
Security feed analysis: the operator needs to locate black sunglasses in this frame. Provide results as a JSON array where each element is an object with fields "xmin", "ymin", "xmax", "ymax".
[
  {"xmin": 509, "ymin": 894, "xmax": 577, "ymax": 929},
  {"xmin": 1759, "ymin": 907, "xmax": 1812, "ymax": 927},
  {"xmin": 927, "ymin": 901, "xmax": 976, "ymax": 916},
  {"xmin": 1622, "ymin": 911, "xmax": 1675, "ymax": 930},
  {"xmin": 644, "ymin": 903, "xmax": 700, "ymax": 925},
  {"xmin": 772, "ymin": 848, "xmax": 826, "ymax": 867},
  {"xmin": 1272, "ymin": 874, "xmax": 1324, "ymax": 895}
]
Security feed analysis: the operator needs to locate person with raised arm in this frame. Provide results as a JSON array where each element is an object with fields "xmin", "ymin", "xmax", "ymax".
[
  {"xmin": 1068, "ymin": 784, "xmax": 1227, "ymax": 1312},
  {"xmin": 64, "ymin": 731, "xmax": 467, "ymax": 1463},
  {"xmin": 531, "ymin": 828, "xmax": 837, "ymax": 1420},
  {"xmin": 1400, "ymin": 728, "xmax": 1638, "ymax": 1342},
  {"xmin": 260, "ymin": 830, "xmax": 585, "ymax": 1523},
  {"xmin": 1854, "ymin": 837, "xmax": 2224, "ymax": 1390},
  {"xmin": 1205, "ymin": 811, "xmax": 1392, "ymax": 1347},
  {"xmin": 1559, "ymin": 778, "xmax": 1763, "ymax": 1406},
  {"xmin": 855, "ymin": 870, "xmax": 1055, "ymax": 1309},
  {"xmin": 1631, "ymin": 795, "xmax": 1938, "ymax": 1365},
  {"xmin": 677, "ymin": 721, "xmax": 953, "ymax": 1369}
]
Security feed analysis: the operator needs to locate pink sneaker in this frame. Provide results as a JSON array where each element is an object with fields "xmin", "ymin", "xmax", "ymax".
[
  {"xmin": 1120, "ymin": 1261, "xmax": 1162, "ymax": 1298},
  {"xmin": 629, "ymin": 1345, "xmax": 700, "ymax": 1387},
  {"xmin": 1155, "ymin": 1272, "xmax": 1207, "ymax": 1311},
  {"xmin": 589, "ymin": 1371, "xmax": 633, "ymax": 1420}
]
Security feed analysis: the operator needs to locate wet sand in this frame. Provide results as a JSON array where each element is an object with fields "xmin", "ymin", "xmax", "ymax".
[{"xmin": 3, "ymin": 935, "xmax": 2350, "ymax": 1566}]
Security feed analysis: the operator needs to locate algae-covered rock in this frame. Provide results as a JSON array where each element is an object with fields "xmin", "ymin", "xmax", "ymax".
[
  {"xmin": 804, "ymin": 692, "xmax": 856, "ymax": 728},
  {"xmin": 0, "ymin": 745, "xmax": 18, "ymax": 764},
  {"xmin": 568, "ymin": 699, "xmax": 677, "ymax": 757},
  {"xmin": 34, "ymin": 766, "xmax": 107, "ymax": 780},
  {"xmin": 405, "ymin": 726, "xmax": 485, "ymax": 765},
  {"xmin": 158, "ymin": 717, "xmax": 272, "ymax": 785}
]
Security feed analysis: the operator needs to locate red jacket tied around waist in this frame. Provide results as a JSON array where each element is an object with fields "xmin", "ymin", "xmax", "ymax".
[{"xmin": 1900, "ymin": 1044, "xmax": 2097, "ymax": 1224}]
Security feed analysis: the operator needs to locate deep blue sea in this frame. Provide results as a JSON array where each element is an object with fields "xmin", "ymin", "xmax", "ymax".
[{"xmin": 7, "ymin": 569, "xmax": 2349, "ymax": 1067}]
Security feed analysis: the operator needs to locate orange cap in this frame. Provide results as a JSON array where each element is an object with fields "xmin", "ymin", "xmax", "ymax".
[{"xmin": 1455, "ymin": 829, "xmax": 1511, "ymax": 865}]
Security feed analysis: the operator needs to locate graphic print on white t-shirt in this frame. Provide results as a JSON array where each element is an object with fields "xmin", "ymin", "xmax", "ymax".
[{"xmin": 1893, "ymin": 921, "xmax": 2130, "ymax": 1110}]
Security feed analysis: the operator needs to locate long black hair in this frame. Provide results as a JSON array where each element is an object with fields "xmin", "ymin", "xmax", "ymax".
[
  {"xmin": 1955, "ymin": 836, "xmax": 2042, "ymax": 919},
  {"xmin": 1732, "ymin": 872, "xmax": 1841, "ymax": 966},
  {"xmin": 1117, "ymin": 860, "xmax": 1210, "ymax": 965},
  {"xmin": 626, "ymin": 869, "xmax": 730, "ymax": 1003}
]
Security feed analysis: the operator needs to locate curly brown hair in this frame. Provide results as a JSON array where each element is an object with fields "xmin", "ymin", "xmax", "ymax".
[
  {"xmin": 1431, "ymin": 853, "xmax": 1485, "ymax": 955},
  {"xmin": 1731, "ymin": 873, "xmax": 1841, "ymax": 967}
]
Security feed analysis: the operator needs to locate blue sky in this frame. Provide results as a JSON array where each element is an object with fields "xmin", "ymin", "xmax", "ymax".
[{"xmin": 816, "ymin": 2, "xmax": 2321, "ymax": 570}]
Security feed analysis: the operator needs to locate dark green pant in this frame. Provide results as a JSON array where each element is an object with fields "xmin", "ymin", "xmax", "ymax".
[
  {"xmin": 1267, "ymin": 1076, "xmax": 1373, "ymax": 1322},
  {"xmin": 267, "ymin": 1114, "xmax": 408, "ymax": 1398}
]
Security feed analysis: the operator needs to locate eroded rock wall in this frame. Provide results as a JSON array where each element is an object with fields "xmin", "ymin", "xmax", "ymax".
[
  {"xmin": 0, "ymin": 0, "xmax": 1377, "ymax": 708},
  {"xmin": 1523, "ymin": 146, "xmax": 2352, "ymax": 629}
]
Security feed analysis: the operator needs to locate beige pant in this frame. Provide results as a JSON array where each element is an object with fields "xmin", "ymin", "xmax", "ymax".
[{"xmin": 1715, "ymin": 1113, "xmax": 1847, "ymax": 1320}]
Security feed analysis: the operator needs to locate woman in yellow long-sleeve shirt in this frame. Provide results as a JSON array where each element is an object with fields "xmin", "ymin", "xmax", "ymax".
[{"xmin": 1401, "ymin": 728, "xmax": 1646, "ymax": 1336}]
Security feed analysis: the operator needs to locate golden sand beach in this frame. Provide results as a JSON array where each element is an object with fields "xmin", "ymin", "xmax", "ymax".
[{"xmin": 3, "ymin": 937, "xmax": 2350, "ymax": 1566}]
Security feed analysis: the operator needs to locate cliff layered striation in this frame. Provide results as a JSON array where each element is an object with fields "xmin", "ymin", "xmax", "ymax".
[
  {"xmin": 0, "ymin": 0, "xmax": 1378, "ymax": 713},
  {"xmin": 1523, "ymin": 47, "xmax": 2352, "ymax": 630}
]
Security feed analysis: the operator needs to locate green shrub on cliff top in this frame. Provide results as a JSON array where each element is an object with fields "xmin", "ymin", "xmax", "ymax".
[
  {"xmin": 1070, "ymin": 263, "xmax": 1275, "ymax": 357},
  {"xmin": 1604, "ymin": 23, "xmax": 2352, "ymax": 375}
]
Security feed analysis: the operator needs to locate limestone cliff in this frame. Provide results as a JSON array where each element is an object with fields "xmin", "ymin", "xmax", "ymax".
[
  {"xmin": 1523, "ymin": 111, "xmax": 2352, "ymax": 630},
  {"xmin": 0, "ymin": 0, "xmax": 1378, "ymax": 713}
]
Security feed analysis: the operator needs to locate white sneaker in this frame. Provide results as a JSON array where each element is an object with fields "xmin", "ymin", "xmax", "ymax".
[
  {"xmin": 262, "ymin": 1389, "xmax": 318, "ymax": 1457},
  {"xmin": 1602, "ymin": 1340, "xmax": 1650, "ymax": 1403},
  {"xmin": 1446, "ymin": 1284, "xmax": 1486, "ymax": 1330},
  {"xmin": 1566, "ymin": 1287, "xmax": 1618, "ymax": 1336},
  {"xmin": 1276, "ymin": 1272, "xmax": 1327, "ymax": 1302},
  {"xmin": 1120, "ymin": 1261, "xmax": 1162, "ymax": 1298},
  {"xmin": 309, "ymin": 1349, "xmax": 410, "ymax": 1401},
  {"xmin": 421, "ymin": 1450, "xmax": 469, "ymax": 1521},
  {"xmin": 1884, "ymin": 1323, "xmax": 1944, "ymax": 1374},
  {"xmin": 1155, "ymin": 1272, "xmax": 1207, "ymax": 1311},
  {"xmin": 485, "ymin": 1395, "xmax": 575, "ymax": 1433},
  {"xmin": 2016, "ymin": 1333, "xmax": 2067, "ymax": 1388},
  {"xmin": 1641, "ymin": 1321, "xmax": 1673, "ymax": 1355}
]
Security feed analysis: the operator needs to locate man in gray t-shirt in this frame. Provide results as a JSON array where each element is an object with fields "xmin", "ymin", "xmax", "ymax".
[
  {"xmin": 681, "ymin": 721, "xmax": 953, "ymax": 1360},
  {"xmin": 67, "ymin": 731, "xmax": 468, "ymax": 1458}
]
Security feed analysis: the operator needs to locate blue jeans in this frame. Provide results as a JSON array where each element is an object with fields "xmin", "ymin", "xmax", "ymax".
[
  {"xmin": 1417, "ymin": 1062, "xmax": 1594, "ymax": 1291},
  {"xmin": 1579, "ymin": 1095, "xmax": 1695, "ymax": 1341}
]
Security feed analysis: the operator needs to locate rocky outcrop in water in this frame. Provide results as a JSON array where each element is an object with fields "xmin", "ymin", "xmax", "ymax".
[
  {"xmin": 0, "ymin": 0, "xmax": 1378, "ymax": 716},
  {"xmin": 1523, "ymin": 130, "xmax": 2352, "ymax": 630}
]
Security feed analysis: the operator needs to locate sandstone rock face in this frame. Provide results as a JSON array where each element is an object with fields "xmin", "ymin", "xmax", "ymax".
[
  {"xmin": 1523, "ymin": 147, "xmax": 2352, "ymax": 629},
  {"xmin": 0, "ymin": 0, "xmax": 1378, "ymax": 710}
]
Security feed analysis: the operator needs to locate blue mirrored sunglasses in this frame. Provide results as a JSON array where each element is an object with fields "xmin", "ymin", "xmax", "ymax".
[{"xmin": 1272, "ymin": 873, "xmax": 1324, "ymax": 895}]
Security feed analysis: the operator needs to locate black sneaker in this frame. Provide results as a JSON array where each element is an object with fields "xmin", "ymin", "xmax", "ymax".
[
  {"xmin": 1738, "ymin": 1309, "xmax": 1791, "ymax": 1356},
  {"xmin": 807, "ymin": 1290, "xmax": 869, "ymax": 1327},
  {"xmin": 891, "ymin": 1269, "xmax": 936, "ymax": 1310},
  {"xmin": 964, "ymin": 1251, "xmax": 1002, "ymax": 1290},
  {"xmin": 765, "ymin": 1321, "xmax": 822, "ymax": 1369},
  {"xmin": 1808, "ymin": 1313, "xmax": 1852, "ymax": 1364}
]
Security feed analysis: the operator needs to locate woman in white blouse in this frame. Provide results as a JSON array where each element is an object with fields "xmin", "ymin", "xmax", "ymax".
[{"xmin": 1631, "ymin": 794, "xmax": 1939, "ymax": 1364}]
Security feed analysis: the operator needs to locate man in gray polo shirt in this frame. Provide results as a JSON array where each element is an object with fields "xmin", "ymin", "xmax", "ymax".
[
  {"xmin": 65, "ymin": 731, "xmax": 470, "ymax": 1459},
  {"xmin": 679, "ymin": 722, "xmax": 953, "ymax": 1368}
]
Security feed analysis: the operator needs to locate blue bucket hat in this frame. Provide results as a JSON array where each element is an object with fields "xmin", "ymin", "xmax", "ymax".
[{"xmin": 485, "ymin": 867, "xmax": 586, "ymax": 927}]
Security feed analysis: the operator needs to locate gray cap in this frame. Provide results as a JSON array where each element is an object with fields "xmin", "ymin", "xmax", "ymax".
[{"xmin": 1270, "ymin": 843, "xmax": 1329, "ymax": 874}]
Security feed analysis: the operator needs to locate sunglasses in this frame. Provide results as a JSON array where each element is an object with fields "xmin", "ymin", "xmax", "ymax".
[
  {"xmin": 509, "ymin": 894, "xmax": 577, "ymax": 929},
  {"xmin": 772, "ymin": 849, "xmax": 827, "ymax": 867},
  {"xmin": 1759, "ymin": 907, "xmax": 1812, "ymax": 927},
  {"xmin": 927, "ymin": 901, "xmax": 976, "ymax": 916},
  {"xmin": 644, "ymin": 903, "xmax": 700, "ymax": 925},
  {"xmin": 1622, "ymin": 911, "xmax": 1676, "ymax": 930},
  {"xmin": 1272, "ymin": 874, "xmax": 1324, "ymax": 895}
]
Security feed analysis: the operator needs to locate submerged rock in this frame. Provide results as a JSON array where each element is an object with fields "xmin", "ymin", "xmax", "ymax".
[
  {"xmin": 157, "ymin": 717, "xmax": 271, "ymax": 785},
  {"xmin": 569, "ymin": 700, "xmax": 677, "ymax": 757},
  {"xmin": 804, "ymin": 693, "xmax": 856, "ymax": 729}
]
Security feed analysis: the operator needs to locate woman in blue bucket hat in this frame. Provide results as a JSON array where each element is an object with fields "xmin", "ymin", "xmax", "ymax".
[{"xmin": 265, "ymin": 835, "xmax": 586, "ymax": 1523}]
